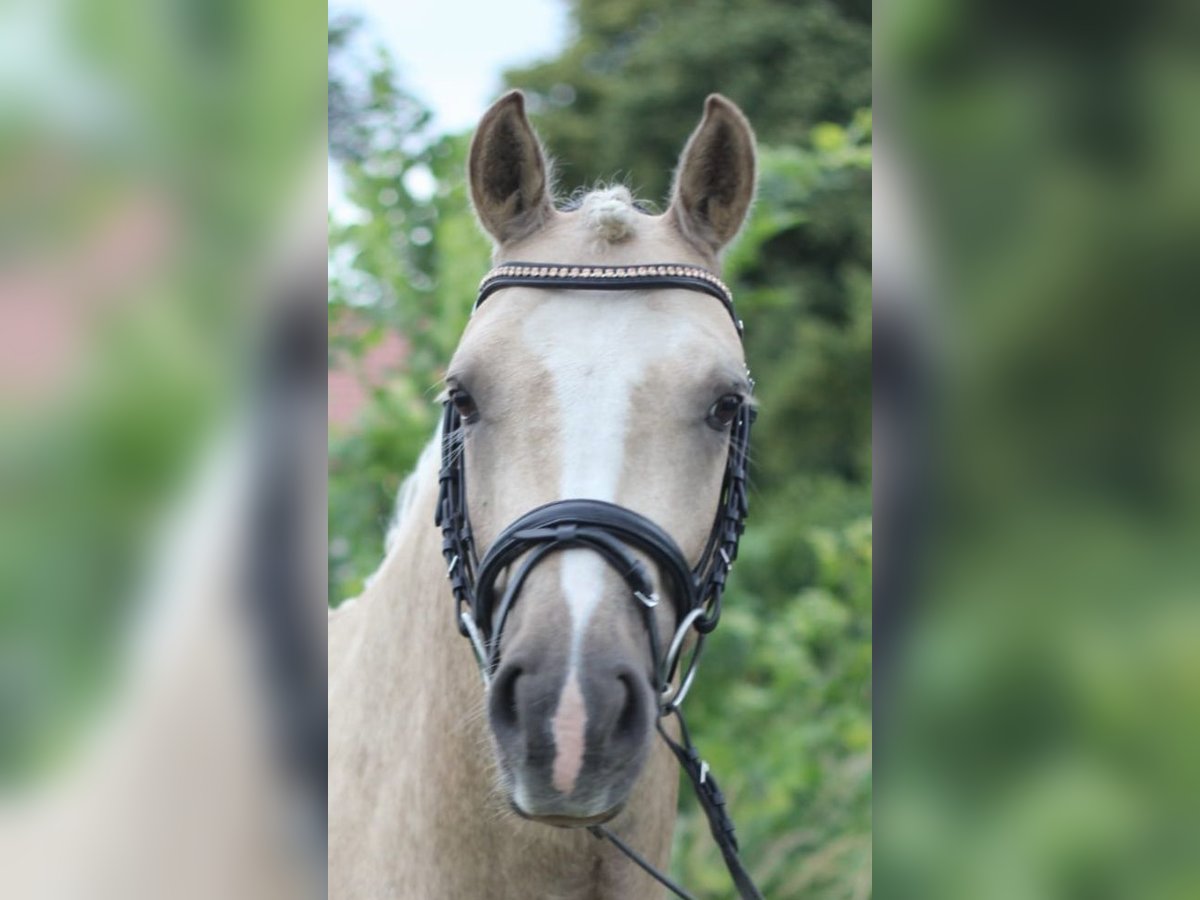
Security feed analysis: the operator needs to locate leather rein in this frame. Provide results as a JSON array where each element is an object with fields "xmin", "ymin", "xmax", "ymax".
[{"xmin": 435, "ymin": 261, "xmax": 763, "ymax": 900}]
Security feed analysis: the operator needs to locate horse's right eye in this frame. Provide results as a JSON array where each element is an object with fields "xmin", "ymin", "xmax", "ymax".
[{"xmin": 450, "ymin": 389, "xmax": 479, "ymax": 423}]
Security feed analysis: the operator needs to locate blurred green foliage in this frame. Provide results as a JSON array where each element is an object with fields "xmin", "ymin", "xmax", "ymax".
[
  {"xmin": 1, "ymin": 0, "xmax": 323, "ymax": 785},
  {"xmin": 328, "ymin": 2, "xmax": 870, "ymax": 896},
  {"xmin": 874, "ymin": 1, "xmax": 1200, "ymax": 898},
  {"xmin": 328, "ymin": 17, "xmax": 493, "ymax": 597},
  {"xmin": 507, "ymin": 0, "xmax": 870, "ymax": 200}
]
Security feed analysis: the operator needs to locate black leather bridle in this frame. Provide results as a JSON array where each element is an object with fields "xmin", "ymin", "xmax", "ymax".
[{"xmin": 435, "ymin": 261, "xmax": 763, "ymax": 900}]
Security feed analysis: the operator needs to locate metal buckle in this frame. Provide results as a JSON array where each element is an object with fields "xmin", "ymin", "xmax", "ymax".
[
  {"xmin": 659, "ymin": 607, "xmax": 705, "ymax": 708},
  {"xmin": 668, "ymin": 657, "xmax": 701, "ymax": 710},
  {"xmin": 634, "ymin": 590, "xmax": 659, "ymax": 609}
]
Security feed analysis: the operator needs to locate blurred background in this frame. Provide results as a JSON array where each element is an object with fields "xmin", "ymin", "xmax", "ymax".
[
  {"xmin": 874, "ymin": 0, "xmax": 1200, "ymax": 897},
  {"xmin": 0, "ymin": 0, "xmax": 326, "ymax": 896},
  {"xmin": 328, "ymin": 0, "xmax": 871, "ymax": 896},
  {"xmin": 5, "ymin": 0, "xmax": 1195, "ymax": 896}
]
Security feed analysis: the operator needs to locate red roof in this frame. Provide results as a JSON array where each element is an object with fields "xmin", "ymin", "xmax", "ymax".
[{"xmin": 328, "ymin": 325, "xmax": 408, "ymax": 428}]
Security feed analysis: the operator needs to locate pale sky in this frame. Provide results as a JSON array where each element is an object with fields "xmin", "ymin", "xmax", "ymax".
[
  {"xmin": 331, "ymin": 0, "xmax": 569, "ymax": 133},
  {"xmin": 329, "ymin": 0, "xmax": 568, "ymax": 220}
]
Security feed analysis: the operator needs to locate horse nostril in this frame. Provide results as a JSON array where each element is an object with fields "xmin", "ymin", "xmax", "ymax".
[
  {"xmin": 613, "ymin": 671, "xmax": 644, "ymax": 739},
  {"xmin": 490, "ymin": 663, "xmax": 523, "ymax": 731}
]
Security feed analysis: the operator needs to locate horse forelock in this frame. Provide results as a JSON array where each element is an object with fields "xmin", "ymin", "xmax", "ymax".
[{"xmin": 575, "ymin": 185, "xmax": 642, "ymax": 243}]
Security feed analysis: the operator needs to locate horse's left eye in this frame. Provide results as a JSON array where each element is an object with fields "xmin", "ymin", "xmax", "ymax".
[{"xmin": 706, "ymin": 394, "xmax": 743, "ymax": 430}]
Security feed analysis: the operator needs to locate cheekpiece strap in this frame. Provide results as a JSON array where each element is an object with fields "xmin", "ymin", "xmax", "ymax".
[{"xmin": 476, "ymin": 261, "xmax": 743, "ymax": 336}]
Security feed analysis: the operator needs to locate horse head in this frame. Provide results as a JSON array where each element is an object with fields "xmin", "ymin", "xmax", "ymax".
[{"xmin": 450, "ymin": 91, "xmax": 756, "ymax": 826}]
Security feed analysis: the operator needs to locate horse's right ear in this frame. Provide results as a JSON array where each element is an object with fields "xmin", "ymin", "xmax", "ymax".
[{"xmin": 468, "ymin": 91, "xmax": 553, "ymax": 245}]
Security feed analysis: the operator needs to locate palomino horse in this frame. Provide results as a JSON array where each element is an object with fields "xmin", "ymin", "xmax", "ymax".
[{"xmin": 329, "ymin": 91, "xmax": 759, "ymax": 899}]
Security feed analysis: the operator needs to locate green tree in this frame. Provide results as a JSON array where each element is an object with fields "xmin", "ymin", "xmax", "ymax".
[
  {"xmin": 328, "ymin": 20, "xmax": 490, "ymax": 598},
  {"xmin": 506, "ymin": 0, "xmax": 870, "ymax": 200},
  {"xmin": 2, "ymin": 0, "xmax": 324, "ymax": 783}
]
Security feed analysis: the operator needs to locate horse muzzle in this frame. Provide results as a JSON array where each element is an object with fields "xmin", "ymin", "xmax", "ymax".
[{"xmin": 488, "ymin": 642, "xmax": 657, "ymax": 821}]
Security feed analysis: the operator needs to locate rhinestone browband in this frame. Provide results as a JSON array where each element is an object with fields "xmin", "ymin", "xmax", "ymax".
[{"xmin": 475, "ymin": 261, "xmax": 742, "ymax": 334}]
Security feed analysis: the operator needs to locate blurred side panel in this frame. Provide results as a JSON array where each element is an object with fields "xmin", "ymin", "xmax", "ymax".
[
  {"xmin": 876, "ymin": 0, "xmax": 1200, "ymax": 897},
  {"xmin": 0, "ymin": 0, "xmax": 327, "ymax": 897}
]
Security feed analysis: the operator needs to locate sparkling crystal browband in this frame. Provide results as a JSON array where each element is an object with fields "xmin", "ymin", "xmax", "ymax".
[{"xmin": 474, "ymin": 261, "xmax": 741, "ymax": 334}]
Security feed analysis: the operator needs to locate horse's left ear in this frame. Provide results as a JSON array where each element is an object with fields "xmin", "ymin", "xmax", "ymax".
[{"xmin": 668, "ymin": 95, "xmax": 757, "ymax": 257}]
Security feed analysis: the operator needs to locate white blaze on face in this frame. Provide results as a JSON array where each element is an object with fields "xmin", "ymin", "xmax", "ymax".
[
  {"xmin": 523, "ymin": 294, "xmax": 677, "ymax": 792},
  {"xmin": 550, "ymin": 671, "xmax": 587, "ymax": 794},
  {"xmin": 522, "ymin": 294, "xmax": 666, "ymax": 650}
]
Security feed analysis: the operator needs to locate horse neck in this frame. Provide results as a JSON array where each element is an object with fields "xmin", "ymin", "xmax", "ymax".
[
  {"xmin": 328, "ymin": 437, "xmax": 495, "ymax": 884},
  {"xmin": 342, "ymin": 436, "xmax": 486, "ymax": 756},
  {"xmin": 330, "ymin": 435, "xmax": 682, "ymax": 899}
]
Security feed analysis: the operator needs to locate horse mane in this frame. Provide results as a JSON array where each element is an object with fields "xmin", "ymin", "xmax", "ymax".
[
  {"xmin": 333, "ymin": 433, "xmax": 441, "ymax": 609},
  {"xmin": 384, "ymin": 432, "xmax": 441, "ymax": 556}
]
